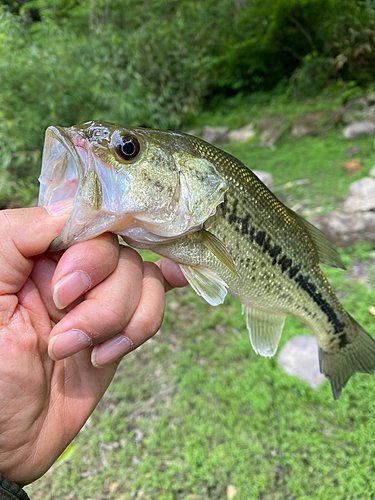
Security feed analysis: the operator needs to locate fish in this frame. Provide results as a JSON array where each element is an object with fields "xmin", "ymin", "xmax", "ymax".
[{"xmin": 38, "ymin": 120, "xmax": 375, "ymax": 399}]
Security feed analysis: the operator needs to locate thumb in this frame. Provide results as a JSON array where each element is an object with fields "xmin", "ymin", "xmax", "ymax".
[{"xmin": 0, "ymin": 199, "xmax": 73, "ymax": 295}]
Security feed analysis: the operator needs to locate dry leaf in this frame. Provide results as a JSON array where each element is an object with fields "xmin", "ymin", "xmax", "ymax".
[
  {"xmin": 109, "ymin": 483, "xmax": 118, "ymax": 493},
  {"xmin": 227, "ymin": 484, "xmax": 237, "ymax": 499},
  {"xmin": 343, "ymin": 159, "xmax": 362, "ymax": 175}
]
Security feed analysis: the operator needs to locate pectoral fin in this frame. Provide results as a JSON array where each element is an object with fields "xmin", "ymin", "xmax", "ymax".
[
  {"xmin": 198, "ymin": 229, "xmax": 240, "ymax": 277},
  {"xmin": 243, "ymin": 306, "xmax": 286, "ymax": 358},
  {"xmin": 179, "ymin": 264, "xmax": 228, "ymax": 306}
]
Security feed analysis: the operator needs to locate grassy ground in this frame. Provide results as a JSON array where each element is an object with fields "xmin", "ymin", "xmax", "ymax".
[{"xmin": 25, "ymin": 97, "xmax": 375, "ymax": 500}]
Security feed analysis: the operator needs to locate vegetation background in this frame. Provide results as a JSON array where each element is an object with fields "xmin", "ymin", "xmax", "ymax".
[{"xmin": 1, "ymin": 0, "xmax": 375, "ymax": 499}]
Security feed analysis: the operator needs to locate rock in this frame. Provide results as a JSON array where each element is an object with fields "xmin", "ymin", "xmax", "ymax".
[
  {"xmin": 202, "ymin": 126, "xmax": 229, "ymax": 144},
  {"xmin": 291, "ymin": 110, "xmax": 342, "ymax": 138},
  {"xmin": 342, "ymin": 159, "xmax": 362, "ymax": 175},
  {"xmin": 344, "ymin": 96, "xmax": 369, "ymax": 111},
  {"xmin": 253, "ymin": 170, "xmax": 273, "ymax": 189},
  {"xmin": 228, "ymin": 123, "xmax": 255, "ymax": 142},
  {"xmin": 343, "ymin": 121, "xmax": 375, "ymax": 139},
  {"xmin": 367, "ymin": 92, "xmax": 375, "ymax": 105},
  {"xmin": 278, "ymin": 336, "xmax": 325, "ymax": 390},
  {"xmin": 259, "ymin": 114, "xmax": 287, "ymax": 145},
  {"xmin": 369, "ymin": 165, "xmax": 375, "ymax": 177},
  {"xmin": 344, "ymin": 145, "xmax": 361, "ymax": 156},
  {"xmin": 342, "ymin": 97, "xmax": 370, "ymax": 123},
  {"xmin": 309, "ymin": 211, "xmax": 375, "ymax": 246},
  {"xmin": 342, "ymin": 177, "xmax": 375, "ymax": 212}
]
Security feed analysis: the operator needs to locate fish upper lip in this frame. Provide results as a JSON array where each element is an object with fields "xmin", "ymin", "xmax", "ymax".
[{"xmin": 47, "ymin": 126, "xmax": 85, "ymax": 180}]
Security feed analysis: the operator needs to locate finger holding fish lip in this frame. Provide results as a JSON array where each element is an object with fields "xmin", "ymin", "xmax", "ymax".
[
  {"xmin": 48, "ymin": 246, "xmax": 144, "ymax": 361},
  {"xmin": 51, "ymin": 232, "xmax": 120, "ymax": 310},
  {"xmin": 30, "ymin": 233, "xmax": 121, "ymax": 324}
]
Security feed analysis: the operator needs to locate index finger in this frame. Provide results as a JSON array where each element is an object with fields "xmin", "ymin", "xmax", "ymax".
[{"xmin": 0, "ymin": 200, "xmax": 72, "ymax": 295}]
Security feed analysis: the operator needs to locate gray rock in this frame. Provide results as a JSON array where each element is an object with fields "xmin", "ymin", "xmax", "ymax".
[
  {"xmin": 228, "ymin": 123, "xmax": 255, "ymax": 142},
  {"xmin": 367, "ymin": 92, "xmax": 375, "ymax": 105},
  {"xmin": 342, "ymin": 177, "xmax": 375, "ymax": 212},
  {"xmin": 259, "ymin": 115, "xmax": 287, "ymax": 145},
  {"xmin": 291, "ymin": 110, "xmax": 342, "ymax": 138},
  {"xmin": 202, "ymin": 126, "xmax": 229, "ymax": 144},
  {"xmin": 343, "ymin": 121, "xmax": 375, "ymax": 139},
  {"xmin": 309, "ymin": 211, "xmax": 375, "ymax": 247},
  {"xmin": 344, "ymin": 96, "xmax": 369, "ymax": 111},
  {"xmin": 253, "ymin": 170, "xmax": 273, "ymax": 189},
  {"xmin": 278, "ymin": 336, "xmax": 325, "ymax": 390},
  {"xmin": 369, "ymin": 165, "xmax": 375, "ymax": 177},
  {"xmin": 344, "ymin": 145, "xmax": 361, "ymax": 156}
]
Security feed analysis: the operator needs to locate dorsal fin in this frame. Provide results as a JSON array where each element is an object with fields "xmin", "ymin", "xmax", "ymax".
[{"xmin": 289, "ymin": 209, "xmax": 345, "ymax": 270}]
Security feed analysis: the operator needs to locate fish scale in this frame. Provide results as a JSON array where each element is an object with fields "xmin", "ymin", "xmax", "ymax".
[{"xmin": 38, "ymin": 121, "xmax": 375, "ymax": 399}]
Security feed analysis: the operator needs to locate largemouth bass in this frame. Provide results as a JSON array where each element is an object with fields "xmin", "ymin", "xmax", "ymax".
[{"xmin": 38, "ymin": 121, "xmax": 375, "ymax": 399}]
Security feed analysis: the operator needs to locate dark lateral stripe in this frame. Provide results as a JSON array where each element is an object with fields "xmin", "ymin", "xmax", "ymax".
[
  {"xmin": 278, "ymin": 255, "xmax": 292, "ymax": 273},
  {"xmin": 255, "ymin": 231, "xmax": 265, "ymax": 246},
  {"xmin": 289, "ymin": 265, "xmax": 300, "ymax": 279},
  {"xmin": 294, "ymin": 274, "xmax": 345, "ymax": 334},
  {"xmin": 223, "ymin": 207, "xmax": 346, "ymax": 336}
]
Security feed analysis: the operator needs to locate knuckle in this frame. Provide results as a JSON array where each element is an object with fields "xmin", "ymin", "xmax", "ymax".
[{"xmin": 137, "ymin": 307, "xmax": 164, "ymax": 338}]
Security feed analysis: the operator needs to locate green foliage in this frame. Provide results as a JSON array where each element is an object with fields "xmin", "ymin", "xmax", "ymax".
[{"xmin": 1, "ymin": 0, "xmax": 375, "ymax": 207}]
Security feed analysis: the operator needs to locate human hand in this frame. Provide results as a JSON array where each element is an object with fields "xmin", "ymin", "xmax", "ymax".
[{"xmin": 0, "ymin": 201, "xmax": 186, "ymax": 487}]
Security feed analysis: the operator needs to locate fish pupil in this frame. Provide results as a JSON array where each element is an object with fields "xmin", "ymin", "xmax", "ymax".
[{"xmin": 116, "ymin": 136, "xmax": 140, "ymax": 160}]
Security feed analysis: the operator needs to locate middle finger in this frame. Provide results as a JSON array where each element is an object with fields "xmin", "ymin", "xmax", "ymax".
[{"xmin": 48, "ymin": 246, "xmax": 143, "ymax": 360}]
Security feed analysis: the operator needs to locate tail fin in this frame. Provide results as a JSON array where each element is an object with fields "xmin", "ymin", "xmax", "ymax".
[{"xmin": 319, "ymin": 316, "xmax": 375, "ymax": 399}]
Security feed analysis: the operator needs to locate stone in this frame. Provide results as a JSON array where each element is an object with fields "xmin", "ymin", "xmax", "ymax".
[
  {"xmin": 367, "ymin": 92, "xmax": 375, "ymax": 105},
  {"xmin": 369, "ymin": 165, "xmax": 375, "ymax": 177},
  {"xmin": 228, "ymin": 123, "xmax": 255, "ymax": 142},
  {"xmin": 344, "ymin": 96, "xmax": 369, "ymax": 111},
  {"xmin": 278, "ymin": 336, "xmax": 325, "ymax": 390},
  {"xmin": 259, "ymin": 114, "xmax": 287, "ymax": 145},
  {"xmin": 253, "ymin": 170, "xmax": 273, "ymax": 189},
  {"xmin": 291, "ymin": 110, "xmax": 342, "ymax": 138},
  {"xmin": 342, "ymin": 159, "xmax": 362, "ymax": 175},
  {"xmin": 309, "ymin": 211, "xmax": 375, "ymax": 246},
  {"xmin": 202, "ymin": 126, "xmax": 229, "ymax": 144},
  {"xmin": 344, "ymin": 145, "xmax": 361, "ymax": 156},
  {"xmin": 343, "ymin": 121, "xmax": 375, "ymax": 139},
  {"xmin": 342, "ymin": 177, "xmax": 375, "ymax": 212}
]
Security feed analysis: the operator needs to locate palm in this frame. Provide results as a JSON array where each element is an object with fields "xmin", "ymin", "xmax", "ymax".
[
  {"xmin": 0, "ymin": 206, "xmax": 186, "ymax": 488},
  {"xmin": 0, "ymin": 269, "xmax": 117, "ymax": 486}
]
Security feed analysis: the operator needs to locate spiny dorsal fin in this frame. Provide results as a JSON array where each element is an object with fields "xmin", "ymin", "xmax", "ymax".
[
  {"xmin": 242, "ymin": 305, "xmax": 286, "ymax": 358},
  {"xmin": 179, "ymin": 264, "xmax": 228, "ymax": 306},
  {"xmin": 290, "ymin": 210, "xmax": 345, "ymax": 270},
  {"xmin": 199, "ymin": 229, "xmax": 240, "ymax": 277}
]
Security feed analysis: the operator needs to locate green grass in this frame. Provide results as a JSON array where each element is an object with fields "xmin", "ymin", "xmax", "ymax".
[{"xmin": 25, "ymin": 95, "xmax": 375, "ymax": 500}]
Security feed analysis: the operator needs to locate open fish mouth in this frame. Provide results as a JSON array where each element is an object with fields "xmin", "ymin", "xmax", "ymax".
[
  {"xmin": 38, "ymin": 125, "xmax": 133, "ymax": 251},
  {"xmin": 38, "ymin": 126, "xmax": 83, "ymax": 207}
]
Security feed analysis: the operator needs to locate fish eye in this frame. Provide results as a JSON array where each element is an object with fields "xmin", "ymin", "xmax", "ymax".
[{"xmin": 115, "ymin": 136, "xmax": 140, "ymax": 161}]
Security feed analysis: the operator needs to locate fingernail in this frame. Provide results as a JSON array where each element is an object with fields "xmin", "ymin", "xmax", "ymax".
[
  {"xmin": 91, "ymin": 335, "xmax": 134, "ymax": 368},
  {"xmin": 46, "ymin": 198, "xmax": 74, "ymax": 216},
  {"xmin": 53, "ymin": 271, "xmax": 91, "ymax": 309},
  {"xmin": 49, "ymin": 329, "xmax": 92, "ymax": 361}
]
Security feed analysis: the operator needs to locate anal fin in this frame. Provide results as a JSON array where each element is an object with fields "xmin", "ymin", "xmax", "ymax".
[
  {"xmin": 179, "ymin": 264, "xmax": 228, "ymax": 306},
  {"xmin": 243, "ymin": 306, "xmax": 286, "ymax": 358}
]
